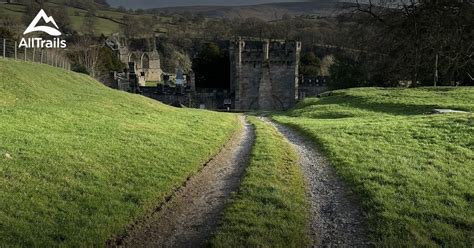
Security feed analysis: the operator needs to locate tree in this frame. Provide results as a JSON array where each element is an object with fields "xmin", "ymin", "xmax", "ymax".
[
  {"xmin": 23, "ymin": 2, "xmax": 41, "ymax": 26},
  {"xmin": 0, "ymin": 16, "xmax": 19, "ymax": 39},
  {"xmin": 69, "ymin": 36, "xmax": 102, "ymax": 78},
  {"xmin": 328, "ymin": 54, "xmax": 367, "ymax": 89},
  {"xmin": 81, "ymin": 13, "xmax": 97, "ymax": 35},
  {"xmin": 300, "ymin": 52, "xmax": 321, "ymax": 77},
  {"xmin": 0, "ymin": 27, "xmax": 14, "ymax": 40},
  {"xmin": 121, "ymin": 16, "xmax": 153, "ymax": 39},
  {"xmin": 50, "ymin": 5, "xmax": 72, "ymax": 33},
  {"xmin": 349, "ymin": 0, "xmax": 473, "ymax": 86},
  {"xmin": 192, "ymin": 43, "xmax": 230, "ymax": 89}
]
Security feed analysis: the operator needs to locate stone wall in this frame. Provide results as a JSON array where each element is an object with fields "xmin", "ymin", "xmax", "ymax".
[
  {"xmin": 230, "ymin": 38, "xmax": 301, "ymax": 111},
  {"xmin": 298, "ymin": 75, "xmax": 330, "ymax": 98},
  {"xmin": 141, "ymin": 87, "xmax": 231, "ymax": 110},
  {"xmin": 107, "ymin": 35, "xmax": 163, "ymax": 87},
  {"xmin": 128, "ymin": 50, "xmax": 162, "ymax": 86}
]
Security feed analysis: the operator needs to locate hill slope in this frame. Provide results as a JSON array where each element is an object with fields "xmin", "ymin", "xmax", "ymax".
[
  {"xmin": 273, "ymin": 87, "xmax": 474, "ymax": 246},
  {"xmin": 153, "ymin": 1, "xmax": 343, "ymax": 21},
  {"xmin": 0, "ymin": 59, "xmax": 238, "ymax": 246}
]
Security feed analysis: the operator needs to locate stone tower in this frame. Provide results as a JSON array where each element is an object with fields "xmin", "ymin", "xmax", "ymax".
[{"xmin": 230, "ymin": 37, "xmax": 301, "ymax": 111}]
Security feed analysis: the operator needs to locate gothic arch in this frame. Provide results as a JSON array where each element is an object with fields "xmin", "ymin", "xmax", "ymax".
[{"xmin": 141, "ymin": 53, "xmax": 150, "ymax": 69}]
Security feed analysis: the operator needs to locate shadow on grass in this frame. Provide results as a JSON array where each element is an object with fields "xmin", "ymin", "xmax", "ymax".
[{"xmin": 291, "ymin": 94, "xmax": 442, "ymax": 117}]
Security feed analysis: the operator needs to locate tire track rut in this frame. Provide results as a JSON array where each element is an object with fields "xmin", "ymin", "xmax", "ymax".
[
  {"xmin": 108, "ymin": 116, "xmax": 254, "ymax": 247},
  {"xmin": 263, "ymin": 117, "xmax": 371, "ymax": 247}
]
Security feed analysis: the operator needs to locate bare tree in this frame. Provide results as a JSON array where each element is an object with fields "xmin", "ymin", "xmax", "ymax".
[
  {"xmin": 71, "ymin": 36, "xmax": 102, "ymax": 78},
  {"xmin": 344, "ymin": 0, "xmax": 473, "ymax": 86}
]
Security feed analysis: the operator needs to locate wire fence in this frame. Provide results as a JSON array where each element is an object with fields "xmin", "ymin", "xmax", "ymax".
[{"xmin": 0, "ymin": 37, "xmax": 71, "ymax": 70}]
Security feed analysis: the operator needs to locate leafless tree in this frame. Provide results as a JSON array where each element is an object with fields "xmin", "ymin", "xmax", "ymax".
[
  {"xmin": 71, "ymin": 36, "xmax": 102, "ymax": 78},
  {"xmin": 344, "ymin": 0, "xmax": 473, "ymax": 86}
]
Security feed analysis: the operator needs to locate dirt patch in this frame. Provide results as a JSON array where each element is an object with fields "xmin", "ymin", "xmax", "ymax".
[
  {"xmin": 262, "ymin": 117, "xmax": 371, "ymax": 247},
  {"xmin": 108, "ymin": 116, "xmax": 254, "ymax": 247}
]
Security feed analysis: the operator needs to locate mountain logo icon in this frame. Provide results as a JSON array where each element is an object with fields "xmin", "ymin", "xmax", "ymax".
[{"xmin": 23, "ymin": 9, "xmax": 62, "ymax": 36}]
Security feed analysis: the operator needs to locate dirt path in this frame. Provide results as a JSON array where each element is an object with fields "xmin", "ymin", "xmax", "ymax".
[
  {"xmin": 262, "ymin": 117, "xmax": 371, "ymax": 247},
  {"xmin": 110, "ymin": 116, "xmax": 254, "ymax": 247}
]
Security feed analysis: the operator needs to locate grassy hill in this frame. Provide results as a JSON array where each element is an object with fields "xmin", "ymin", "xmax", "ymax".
[
  {"xmin": 0, "ymin": 0, "xmax": 343, "ymax": 36},
  {"xmin": 0, "ymin": 59, "xmax": 238, "ymax": 246},
  {"xmin": 152, "ymin": 1, "xmax": 343, "ymax": 21},
  {"xmin": 273, "ymin": 87, "xmax": 474, "ymax": 246}
]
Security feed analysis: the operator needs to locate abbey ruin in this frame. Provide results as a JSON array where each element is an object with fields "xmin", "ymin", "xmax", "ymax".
[
  {"xmin": 107, "ymin": 35, "xmax": 162, "ymax": 90},
  {"xmin": 109, "ymin": 36, "xmax": 306, "ymax": 111}
]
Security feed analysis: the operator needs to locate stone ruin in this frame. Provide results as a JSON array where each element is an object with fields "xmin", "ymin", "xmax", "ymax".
[
  {"xmin": 106, "ymin": 35, "xmax": 162, "ymax": 90},
  {"xmin": 127, "ymin": 50, "xmax": 162, "ymax": 86},
  {"xmin": 230, "ymin": 37, "xmax": 302, "ymax": 111},
  {"xmin": 108, "ymin": 35, "xmax": 306, "ymax": 111}
]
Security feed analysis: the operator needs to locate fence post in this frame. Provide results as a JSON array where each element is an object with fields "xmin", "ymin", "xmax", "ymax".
[
  {"xmin": 32, "ymin": 47, "xmax": 36, "ymax": 62},
  {"xmin": 24, "ymin": 47, "xmax": 27, "ymax": 61},
  {"xmin": 2, "ymin": 39, "xmax": 5, "ymax": 58},
  {"xmin": 41, "ymin": 50, "xmax": 44, "ymax": 64},
  {"xmin": 14, "ymin": 41, "xmax": 17, "ymax": 60}
]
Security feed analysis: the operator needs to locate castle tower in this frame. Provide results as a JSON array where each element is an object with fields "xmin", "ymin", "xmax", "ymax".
[{"xmin": 230, "ymin": 37, "xmax": 301, "ymax": 111}]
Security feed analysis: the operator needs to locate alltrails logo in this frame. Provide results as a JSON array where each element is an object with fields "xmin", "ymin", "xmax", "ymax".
[{"xmin": 19, "ymin": 9, "xmax": 67, "ymax": 49}]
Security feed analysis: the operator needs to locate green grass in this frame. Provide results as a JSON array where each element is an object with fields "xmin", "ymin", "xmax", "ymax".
[
  {"xmin": 0, "ymin": 2, "xmax": 199, "ymax": 36},
  {"xmin": 211, "ymin": 117, "xmax": 309, "ymax": 247},
  {"xmin": 144, "ymin": 81, "xmax": 162, "ymax": 87},
  {"xmin": 273, "ymin": 87, "xmax": 474, "ymax": 247},
  {"xmin": 0, "ymin": 4, "xmax": 25, "ymax": 23},
  {"xmin": 0, "ymin": 59, "xmax": 239, "ymax": 246}
]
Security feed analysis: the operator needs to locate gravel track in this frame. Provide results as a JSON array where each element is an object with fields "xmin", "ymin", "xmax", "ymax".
[
  {"xmin": 263, "ymin": 117, "xmax": 371, "ymax": 247},
  {"xmin": 108, "ymin": 116, "xmax": 254, "ymax": 247}
]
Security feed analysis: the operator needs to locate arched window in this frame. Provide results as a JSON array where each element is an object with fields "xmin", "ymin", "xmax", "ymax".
[
  {"xmin": 128, "ymin": 53, "xmax": 138, "ymax": 63},
  {"xmin": 128, "ymin": 54, "xmax": 139, "ymax": 72},
  {"xmin": 142, "ymin": 53, "xmax": 150, "ymax": 69}
]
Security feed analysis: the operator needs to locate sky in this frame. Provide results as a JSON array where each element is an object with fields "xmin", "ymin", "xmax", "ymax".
[{"xmin": 107, "ymin": 0, "xmax": 308, "ymax": 9}]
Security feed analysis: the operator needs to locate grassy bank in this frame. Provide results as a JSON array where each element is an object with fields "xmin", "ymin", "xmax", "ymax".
[
  {"xmin": 0, "ymin": 59, "xmax": 238, "ymax": 246},
  {"xmin": 211, "ymin": 117, "xmax": 309, "ymax": 247},
  {"xmin": 273, "ymin": 87, "xmax": 474, "ymax": 247}
]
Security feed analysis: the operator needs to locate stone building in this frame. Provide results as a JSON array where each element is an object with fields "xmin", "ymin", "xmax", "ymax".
[
  {"xmin": 298, "ymin": 75, "xmax": 330, "ymax": 99},
  {"xmin": 230, "ymin": 37, "xmax": 301, "ymax": 111},
  {"xmin": 127, "ymin": 50, "xmax": 162, "ymax": 86},
  {"xmin": 106, "ymin": 35, "xmax": 162, "ymax": 87}
]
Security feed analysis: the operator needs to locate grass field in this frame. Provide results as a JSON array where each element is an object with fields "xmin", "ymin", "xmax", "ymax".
[
  {"xmin": 0, "ymin": 2, "xmax": 185, "ymax": 36},
  {"xmin": 211, "ymin": 117, "xmax": 309, "ymax": 247},
  {"xmin": 0, "ymin": 59, "xmax": 238, "ymax": 246},
  {"xmin": 273, "ymin": 87, "xmax": 474, "ymax": 247}
]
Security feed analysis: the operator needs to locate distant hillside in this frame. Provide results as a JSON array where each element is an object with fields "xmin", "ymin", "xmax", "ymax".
[
  {"xmin": 13, "ymin": 0, "xmax": 109, "ymax": 7},
  {"xmin": 153, "ymin": 1, "xmax": 347, "ymax": 21},
  {"xmin": 108, "ymin": 0, "xmax": 317, "ymax": 9}
]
